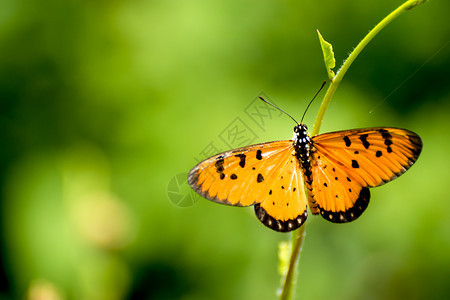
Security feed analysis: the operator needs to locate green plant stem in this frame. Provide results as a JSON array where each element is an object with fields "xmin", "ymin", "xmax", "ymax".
[
  {"xmin": 280, "ymin": 224, "xmax": 306, "ymax": 300},
  {"xmin": 279, "ymin": 1, "xmax": 428, "ymax": 299},
  {"xmin": 311, "ymin": 0, "xmax": 428, "ymax": 137}
]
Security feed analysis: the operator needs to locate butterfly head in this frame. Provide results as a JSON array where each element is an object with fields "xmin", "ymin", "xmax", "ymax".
[{"xmin": 293, "ymin": 123, "xmax": 310, "ymax": 142}]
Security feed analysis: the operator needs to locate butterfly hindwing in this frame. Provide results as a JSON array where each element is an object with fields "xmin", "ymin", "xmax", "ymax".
[
  {"xmin": 188, "ymin": 141, "xmax": 308, "ymax": 232},
  {"xmin": 308, "ymin": 127, "xmax": 422, "ymax": 223},
  {"xmin": 254, "ymin": 150, "xmax": 307, "ymax": 232},
  {"xmin": 308, "ymin": 152, "xmax": 371, "ymax": 223}
]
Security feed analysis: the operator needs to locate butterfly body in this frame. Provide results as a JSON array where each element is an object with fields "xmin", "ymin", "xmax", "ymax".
[
  {"xmin": 188, "ymin": 123, "xmax": 422, "ymax": 232},
  {"xmin": 292, "ymin": 124, "xmax": 317, "ymax": 213}
]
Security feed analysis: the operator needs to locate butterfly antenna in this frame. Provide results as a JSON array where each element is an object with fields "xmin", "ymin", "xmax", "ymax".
[
  {"xmin": 300, "ymin": 81, "xmax": 327, "ymax": 123},
  {"xmin": 258, "ymin": 96, "xmax": 298, "ymax": 124}
]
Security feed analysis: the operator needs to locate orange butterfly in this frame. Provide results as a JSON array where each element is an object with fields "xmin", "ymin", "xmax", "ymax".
[{"xmin": 188, "ymin": 99, "xmax": 422, "ymax": 232}]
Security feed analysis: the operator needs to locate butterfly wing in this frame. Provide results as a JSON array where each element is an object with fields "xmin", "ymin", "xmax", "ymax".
[
  {"xmin": 308, "ymin": 127, "xmax": 422, "ymax": 223},
  {"xmin": 188, "ymin": 141, "xmax": 308, "ymax": 232}
]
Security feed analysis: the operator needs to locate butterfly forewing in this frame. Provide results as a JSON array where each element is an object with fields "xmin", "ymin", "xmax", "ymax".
[
  {"xmin": 309, "ymin": 127, "xmax": 422, "ymax": 223},
  {"xmin": 188, "ymin": 141, "xmax": 308, "ymax": 231}
]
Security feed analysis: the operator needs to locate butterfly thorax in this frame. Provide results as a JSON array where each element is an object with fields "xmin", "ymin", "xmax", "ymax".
[{"xmin": 293, "ymin": 124, "xmax": 313, "ymax": 182}]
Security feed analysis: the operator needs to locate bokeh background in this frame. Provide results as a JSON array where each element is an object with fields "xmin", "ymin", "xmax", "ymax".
[{"xmin": 0, "ymin": 0, "xmax": 449, "ymax": 299}]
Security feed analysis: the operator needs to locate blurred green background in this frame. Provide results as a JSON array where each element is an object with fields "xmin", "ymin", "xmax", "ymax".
[{"xmin": 0, "ymin": 0, "xmax": 449, "ymax": 299}]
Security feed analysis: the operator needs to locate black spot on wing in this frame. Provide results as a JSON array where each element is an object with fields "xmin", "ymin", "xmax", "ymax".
[
  {"xmin": 257, "ymin": 173, "xmax": 264, "ymax": 183},
  {"xmin": 381, "ymin": 131, "xmax": 392, "ymax": 139},
  {"xmin": 230, "ymin": 174, "xmax": 237, "ymax": 180},
  {"xmin": 376, "ymin": 150, "xmax": 382, "ymax": 157},
  {"xmin": 359, "ymin": 134, "xmax": 370, "ymax": 149},
  {"xmin": 235, "ymin": 154, "xmax": 246, "ymax": 168},
  {"xmin": 380, "ymin": 130, "xmax": 395, "ymax": 153},
  {"xmin": 256, "ymin": 150, "xmax": 263, "ymax": 160},
  {"xmin": 319, "ymin": 187, "xmax": 370, "ymax": 223},
  {"xmin": 343, "ymin": 136, "xmax": 351, "ymax": 147},
  {"xmin": 351, "ymin": 160, "xmax": 359, "ymax": 168},
  {"xmin": 254, "ymin": 204, "xmax": 307, "ymax": 232},
  {"xmin": 215, "ymin": 156, "xmax": 225, "ymax": 173}
]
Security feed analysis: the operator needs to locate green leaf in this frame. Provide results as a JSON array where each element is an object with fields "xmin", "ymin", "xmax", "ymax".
[{"xmin": 317, "ymin": 30, "xmax": 336, "ymax": 81}]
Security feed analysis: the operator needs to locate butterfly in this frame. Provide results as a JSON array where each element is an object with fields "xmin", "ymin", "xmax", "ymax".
[{"xmin": 188, "ymin": 98, "xmax": 422, "ymax": 232}]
